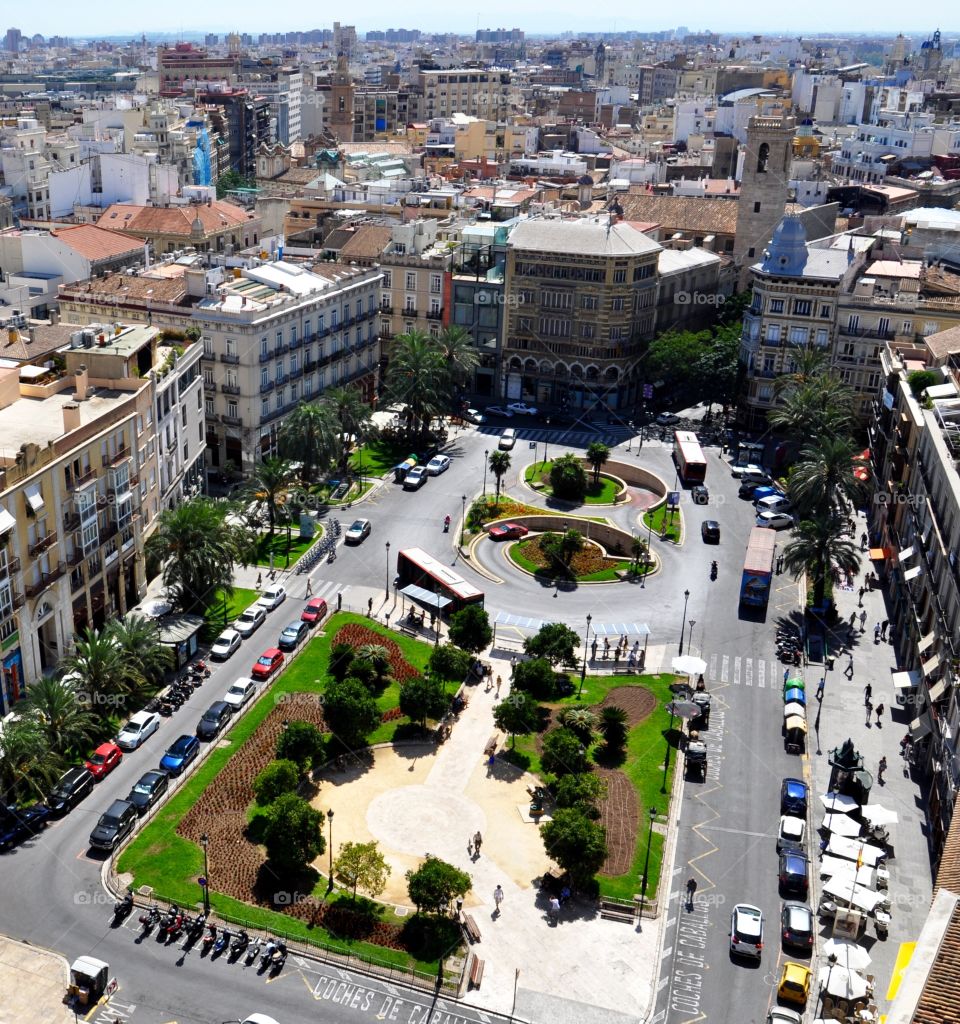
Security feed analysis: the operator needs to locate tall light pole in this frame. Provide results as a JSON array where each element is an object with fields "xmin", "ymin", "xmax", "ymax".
[
  {"xmin": 384, "ymin": 541, "xmax": 391, "ymax": 598},
  {"xmin": 326, "ymin": 809, "xmax": 335, "ymax": 893},
  {"xmin": 460, "ymin": 494, "xmax": 466, "ymax": 547},
  {"xmin": 578, "ymin": 613, "xmax": 592, "ymax": 698},
  {"xmin": 199, "ymin": 833, "xmax": 210, "ymax": 915},
  {"xmin": 482, "ymin": 450, "xmax": 489, "ymax": 496},
  {"xmin": 687, "ymin": 620, "xmax": 696, "ymax": 656},
  {"xmin": 678, "ymin": 589, "xmax": 690, "ymax": 655},
  {"xmin": 639, "ymin": 806, "xmax": 656, "ymax": 929}
]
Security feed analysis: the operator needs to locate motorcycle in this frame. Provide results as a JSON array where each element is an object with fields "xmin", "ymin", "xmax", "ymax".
[
  {"xmin": 260, "ymin": 939, "xmax": 277, "ymax": 971},
  {"xmin": 246, "ymin": 935, "xmax": 262, "ymax": 965},
  {"xmin": 184, "ymin": 913, "xmax": 205, "ymax": 946},
  {"xmin": 212, "ymin": 927, "xmax": 231, "ymax": 958},
  {"xmin": 113, "ymin": 892, "xmax": 134, "ymax": 921},
  {"xmin": 270, "ymin": 941, "xmax": 287, "ymax": 974},
  {"xmin": 138, "ymin": 904, "xmax": 160, "ymax": 933},
  {"xmin": 159, "ymin": 904, "xmax": 179, "ymax": 937},
  {"xmin": 230, "ymin": 930, "xmax": 249, "ymax": 961},
  {"xmin": 710, "ymin": 560, "xmax": 718, "ymax": 581},
  {"xmin": 443, "ymin": 515, "xmax": 451, "ymax": 532},
  {"xmin": 164, "ymin": 906, "xmax": 184, "ymax": 942},
  {"xmin": 202, "ymin": 923, "xmax": 217, "ymax": 953}
]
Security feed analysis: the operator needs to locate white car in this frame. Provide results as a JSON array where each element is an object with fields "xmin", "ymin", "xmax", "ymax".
[
  {"xmin": 234, "ymin": 605, "xmax": 266, "ymax": 638},
  {"xmin": 655, "ymin": 412, "xmax": 680, "ymax": 426},
  {"xmin": 485, "ymin": 405, "xmax": 514, "ymax": 418},
  {"xmin": 498, "ymin": 427, "xmax": 517, "ymax": 450},
  {"xmin": 731, "ymin": 462, "xmax": 765, "ymax": 479},
  {"xmin": 767, "ymin": 1010, "xmax": 802, "ymax": 1024},
  {"xmin": 344, "ymin": 518, "xmax": 371, "ymax": 544},
  {"xmin": 463, "ymin": 408, "xmax": 485, "ymax": 425},
  {"xmin": 777, "ymin": 815, "xmax": 806, "ymax": 853},
  {"xmin": 116, "ymin": 710, "xmax": 160, "ymax": 751},
  {"xmin": 426, "ymin": 454, "xmax": 451, "ymax": 475},
  {"xmin": 257, "ymin": 584, "xmax": 287, "ymax": 611},
  {"xmin": 507, "ymin": 402, "xmax": 538, "ymax": 416},
  {"xmin": 756, "ymin": 511, "xmax": 794, "ymax": 530},
  {"xmin": 223, "ymin": 678, "xmax": 257, "ymax": 710},
  {"xmin": 242, "ymin": 1015, "xmax": 281, "ymax": 1024},
  {"xmin": 730, "ymin": 903, "xmax": 764, "ymax": 959},
  {"xmin": 755, "ymin": 494, "xmax": 792, "ymax": 514},
  {"xmin": 210, "ymin": 628, "xmax": 242, "ymax": 660}
]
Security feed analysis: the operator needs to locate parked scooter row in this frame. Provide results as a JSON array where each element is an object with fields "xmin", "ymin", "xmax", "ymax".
[
  {"xmin": 296, "ymin": 519, "xmax": 341, "ymax": 574},
  {"xmin": 776, "ymin": 626, "xmax": 804, "ymax": 664}
]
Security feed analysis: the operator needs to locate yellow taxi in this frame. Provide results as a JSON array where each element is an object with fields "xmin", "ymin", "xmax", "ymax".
[{"xmin": 777, "ymin": 962, "xmax": 813, "ymax": 1006}]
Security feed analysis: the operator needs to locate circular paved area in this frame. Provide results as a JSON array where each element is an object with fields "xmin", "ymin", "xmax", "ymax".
[{"xmin": 367, "ymin": 784, "xmax": 486, "ymax": 856}]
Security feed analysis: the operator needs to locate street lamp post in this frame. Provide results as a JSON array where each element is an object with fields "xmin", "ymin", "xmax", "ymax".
[
  {"xmin": 687, "ymin": 620, "xmax": 696, "ymax": 656},
  {"xmin": 678, "ymin": 589, "xmax": 691, "ymax": 655},
  {"xmin": 638, "ymin": 806, "xmax": 656, "ymax": 929},
  {"xmin": 482, "ymin": 450, "xmax": 489, "ymax": 496},
  {"xmin": 460, "ymin": 494, "xmax": 466, "ymax": 547},
  {"xmin": 578, "ymin": 613, "xmax": 593, "ymax": 698},
  {"xmin": 326, "ymin": 809, "xmax": 335, "ymax": 893},
  {"xmin": 199, "ymin": 833, "xmax": 210, "ymax": 914},
  {"xmin": 384, "ymin": 541, "xmax": 391, "ymax": 599}
]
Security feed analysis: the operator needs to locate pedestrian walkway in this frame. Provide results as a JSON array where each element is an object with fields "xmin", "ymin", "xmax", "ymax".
[
  {"xmin": 0, "ymin": 935, "xmax": 76, "ymax": 1024},
  {"xmin": 807, "ymin": 514, "xmax": 934, "ymax": 1014},
  {"xmin": 641, "ymin": 644, "xmax": 785, "ymax": 691},
  {"xmin": 481, "ymin": 423, "xmax": 636, "ymax": 450}
]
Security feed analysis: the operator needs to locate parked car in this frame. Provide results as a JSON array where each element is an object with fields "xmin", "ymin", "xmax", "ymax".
[
  {"xmin": 507, "ymin": 402, "xmax": 538, "ymax": 416},
  {"xmin": 403, "ymin": 465, "xmax": 428, "ymax": 490},
  {"xmin": 780, "ymin": 902, "xmax": 814, "ymax": 950},
  {"xmin": 426, "ymin": 454, "xmax": 451, "ymax": 475},
  {"xmin": 251, "ymin": 648, "xmax": 285, "ymax": 682},
  {"xmin": 780, "ymin": 778, "xmax": 809, "ymax": 817},
  {"xmin": 656, "ymin": 412, "xmax": 680, "ymax": 426},
  {"xmin": 196, "ymin": 701, "xmax": 234, "ymax": 741},
  {"xmin": 0, "ymin": 803, "xmax": 52, "ymax": 850},
  {"xmin": 498, "ymin": 427, "xmax": 517, "ymax": 450},
  {"xmin": 256, "ymin": 585, "xmax": 287, "ymax": 611},
  {"xmin": 159, "ymin": 734, "xmax": 200, "ymax": 776},
  {"xmin": 210, "ymin": 628, "xmax": 242, "ymax": 661},
  {"xmin": 692, "ymin": 485, "xmax": 709, "ymax": 505},
  {"xmin": 731, "ymin": 462, "xmax": 766, "ymax": 479},
  {"xmin": 777, "ymin": 815, "xmax": 806, "ymax": 853},
  {"xmin": 488, "ymin": 522, "xmax": 529, "ymax": 540},
  {"xmin": 729, "ymin": 903, "xmax": 764, "ymax": 960},
  {"xmin": 126, "ymin": 770, "xmax": 169, "ymax": 816},
  {"xmin": 116, "ymin": 710, "xmax": 160, "ymax": 751},
  {"xmin": 85, "ymin": 742, "xmax": 123, "ymax": 780},
  {"xmin": 748, "ymin": 484, "xmax": 779, "ymax": 503},
  {"xmin": 777, "ymin": 962, "xmax": 812, "ymax": 1007},
  {"xmin": 701, "ymin": 520, "xmax": 721, "ymax": 544},
  {"xmin": 234, "ymin": 605, "xmax": 266, "ymax": 638},
  {"xmin": 223, "ymin": 678, "xmax": 257, "ymax": 709},
  {"xmin": 278, "ymin": 620, "xmax": 309, "ymax": 652},
  {"xmin": 88, "ymin": 798, "xmax": 138, "ymax": 851},
  {"xmin": 344, "ymin": 519, "xmax": 371, "ymax": 544},
  {"xmin": 757, "ymin": 495, "xmax": 793, "ymax": 515},
  {"xmin": 301, "ymin": 597, "xmax": 328, "ymax": 626},
  {"xmin": 767, "ymin": 1010, "xmax": 803, "ymax": 1024},
  {"xmin": 779, "ymin": 851, "xmax": 810, "ymax": 898},
  {"xmin": 462, "ymin": 408, "xmax": 485, "ymax": 425},
  {"xmin": 484, "ymin": 405, "xmax": 513, "ymax": 418},
  {"xmin": 48, "ymin": 766, "xmax": 95, "ymax": 816},
  {"xmin": 757, "ymin": 511, "xmax": 794, "ymax": 530}
]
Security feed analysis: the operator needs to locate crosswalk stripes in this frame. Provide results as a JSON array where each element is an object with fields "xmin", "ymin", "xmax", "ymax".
[
  {"xmin": 745, "ymin": 658, "xmax": 754, "ymax": 687},
  {"xmin": 757, "ymin": 659, "xmax": 765, "ymax": 688},
  {"xmin": 733, "ymin": 656, "xmax": 741, "ymax": 686},
  {"xmin": 720, "ymin": 654, "xmax": 730, "ymax": 682},
  {"xmin": 708, "ymin": 654, "xmax": 783, "ymax": 692},
  {"xmin": 507, "ymin": 425, "xmax": 636, "ymax": 449}
]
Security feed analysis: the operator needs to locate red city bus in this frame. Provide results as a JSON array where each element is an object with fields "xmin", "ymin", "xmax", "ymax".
[
  {"xmin": 396, "ymin": 547, "xmax": 484, "ymax": 617},
  {"xmin": 673, "ymin": 430, "xmax": 707, "ymax": 484}
]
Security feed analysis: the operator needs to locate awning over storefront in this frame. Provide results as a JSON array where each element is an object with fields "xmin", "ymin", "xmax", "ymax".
[
  {"xmin": 0, "ymin": 506, "xmax": 14, "ymax": 535},
  {"xmin": 910, "ymin": 710, "xmax": 932, "ymax": 740},
  {"xmin": 918, "ymin": 633, "xmax": 936, "ymax": 654},
  {"xmin": 892, "ymin": 670, "xmax": 921, "ymax": 692},
  {"xmin": 869, "ymin": 547, "xmax": 891, "ymax": 561},
  {"xmin": 903, "ymin": 564, "xmax": 923, "ymax": 582},
  {"xmin": 399, "ymin": 584, "xmax": 452, "ymax": 611},
  {"xmin": 922, "ymin": 652, "xmax": 941, "ymax": 677},
  {"xmin": 897, "ymin": 545, "xmax": 915, "ymax": 562}
]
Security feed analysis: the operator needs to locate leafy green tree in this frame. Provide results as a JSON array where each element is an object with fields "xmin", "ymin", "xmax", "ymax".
[
  {"xmin": 253, "ymin": 759, "xmax": 301, "ymax": 805},
  {"xmin": 585, "ymin": 441, "xmax": 610, "ymax": 485},
  {"xmin": 694, "ymin": 323, "xmax": 743, "ymax": 409},
  {"xmin": 278, "ymin": 401, "xmax": 341, "ymax": 484},
  {"xmin": 21, "ymin": 676, "xmax": 96, "ymax": 756},
  {"xmin": 429, "ymin": 643, "xmax": 473, "ymax": 684},
  {"xmin": 328, "ymin": 642, "xmax": 355, "ymax": 682},
  {"xmin": 488, "ymin": 449, "xmax": 512, "ymax": 502},
  {"xmin": 352, "ymin": 643, "xmax": 392, "ymax": 690},
  {"xmin": 540, "ymin": 807, "xmax": 608, "ymax": 886},
  {"xmin": 789, "ymin": 436, "xmax": 869, "ymax": 517},
  {"xmin": 275, "ymin": 722, "xmax": 325, "ymax": 773},
  {"xmin": 556, "ymin": 707, "xmax": 596, "ymax": 745},
  {"xmin": 245, "ymin": 457, "xmax": 297, "ymax": 538},
  {"xmin": 145, "ymin": 497, "xmax": 252, "ymax": 613},
  {"xmin": 406, "ymin": 855, "xmax": 471, "ymax": 915},
  {"xmin": 549, "ymin": 453, "xmax": 587, "ymax": 501},
  {"xmin": 631, "ymin": 535, "xmax": 650, "ymax": 573},
  {"xmin": 107, "ymin": 613, "xmax": 173, "ymax": 695},
  {"xmin": 384, "ymin": 330, "xmax": 447, "ymax": 436},
  {"xmin": 512, "ymin": 657, "xmax": 558, "ymax": 701},
  {"xmin": 524, "ymin": 622, "xmax": 581, "ymax": 668},
  {"xmin": 323, "ymin": 677, "xmax": 381, "ymax": 750},
  {"xmin": 261, "ymin": 793, "xmax": 325, "ymax": 874},
  {"xmin": 493, "ymin": 693, "xmax": 540, "ymax": 748},
  {"xmin": 540, "ymin": 529, "xmax": 585, "ymax": 575},
  {"xmin": 215, "ymin": 168, "xmax": 256, "ymax": 198},
  {"xmin": 540, "ymin": 727, "xmax": 591, "ymax": 777},
  {"xmin": 447, "ymin": 604, "xmax": 492, "ymax": 653},
  {"xmin": 782, "ymin": 514, "xmax": 861, "ymax": 608},
  {"xmin": 0, "ymin": 717, "xmax": 60, "ymax": 803},
  {"xmin": 598, "ymin": 705, "xmax": 628, "ymax": 749},
  {"xmin": 62, "ymin": 626, "xmax": 134, "ymax": 708},
  {"xmin": 334, "ymin": 840, "xmax": 392, "ymax": 901},
  {"xmin": 554, "ymin": 771, "xmax": 606, "ymax": 813},
  {"xmin": 907, "ymin": 369, "xmax": 940, "ymax": 397},
  {"xmin": 399, "ymin": 675, "xmax": 449, "ymax": 728}
]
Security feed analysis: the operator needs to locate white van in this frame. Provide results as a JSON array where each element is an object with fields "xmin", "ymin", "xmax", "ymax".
[
  {"xmin": 740, "ymin": 467, "xmax": 771, "ymax": 485},
  {"xmin": 499, "ymin": 428, "xmax": 517, "ymax": 450},
  {"xmin": 756, "ymin": 494, "xmax": 792, "ymax": 514}
]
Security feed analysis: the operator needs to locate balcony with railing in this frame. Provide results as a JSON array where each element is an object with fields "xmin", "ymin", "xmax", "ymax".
[
  {"xmin": 380, "ymin": 303, "xmax": 394, "ymax": 314},
  {"xmin": 25, "ymin": 562, "xmax": 65, "ymax": 598},
  {"xmin": 289, "ymin": 334, "xmax": 303, "ymax": 350},
  {"xmin": 67, "ymin": 546, "xmax": 85, "ymax": 567},
  {"xmin": 274, "ymin": 342, "xmax": 289, "ymax": 357},
  {"xmin": 221, "ymin": 383, "xmax": 241, "ymax": 395},
  {"xmin": 28, "ymin": 532, "xmax": 58, "ymax": 557},
  {"xmin": 426, "ymin": 308, "xmax": 444, "ymax": 321},
  {"xmin": 71, "ymin": 467, "xmax": 96, "ymax": 490},
  {"xmin": 110, "ymin": 445, "xmax": 131, "ymax": 466},
  {"xmin": 204, "ymin": 378, "xmax": 217, "ymax": 392},
  {"xmin": 0, "ymin": 555, "xmax": 20, "ymax": 578},
  {"xmin": 260, "ymin": 379, "xmax": 275, "ymax": 394},
  {"xmin": 275, "ymin": 373, "xmax": 290, "ymax": 387},
  {"xmin": 220, "ymin": 352, "xmax": 241, "ymax": 364},
  {"xmin": 221, "ymin": 414, "xmax": 243, "ymax": 427},
  {"xmin": 289, "ymin": 364, "xmax": 304, "ymax": 380},
  {"xmin": 318, "ymin": 324, "xmax": 331, "ymax": 338}
]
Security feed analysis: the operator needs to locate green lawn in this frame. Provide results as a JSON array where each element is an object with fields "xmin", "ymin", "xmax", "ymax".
[
  {"xmin": 202, "ymin": 586, "xmax": 260, "ymax": 637},
  {"xmin": 507, "ymin": 538, "xmax": 632, "ymax": 584},
  {"xmin": 643, "ymin": 503, "xmax": 682, "ymax": 543},
  {"xmin": 118, "ymin": 613, "xmax": 442, "ymax": 969},
  {"xmin": 349, "ymin": 439, "xmax": 420, "ymax": 477},
  {"xmin": 253, "ymin": 530, "xmax": 320, "ymax": 568},
  {"xmin": 524, "ymin": 461, "xmax": 622, "ymax": 504}
]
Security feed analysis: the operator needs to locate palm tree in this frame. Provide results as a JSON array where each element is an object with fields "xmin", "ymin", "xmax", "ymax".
[
  {"xmin": 769, "ymin": 377, "xmax": 854, "ymax": 443},
  {"xmin": 145, "ymin": 498, "xmax": 253, "ymax": 614},
  {"xmin": 436, "ymin": 326, "xmax": 479, "ymax": 398},
  {"xmin": 773, "ymin": 347, "xmax": 830, "ymax": 398},
  {"xmin": 586, "ymin": 441, "xmax": 610, "ymax": 486},
  {"xmin": 384, "ymin": 330, "xmax": 447, "ymax": 436},
  {"xmin": 0, "ymin": 717, "xmax": 60, "ymax": 804},
  {"xmin": 789, "ymin": 435, "xmax": 868, "ymax": 518},
  {"xmin": 631, "ymin": 535, "xmax": 649, "ymax": 573},
  {"xmin": 278, "ymin": 401, "xmax": 341, "ymax": 483},
  {"xmin": 598, "ymin": 705, "xmax": 628, "ymax": 747},
  {"xmin": 61, "ymin": 625, "xmax": 133, "ymax": 708},
  {"xmin": 107, "ymin": 614, "xmax": 174, "ymax": 696},
  {"xmin": 781, "ymin": 514, "xmax": 860, "ymax": 608},
  {"xmin": 322, "ymin": 386, "xmax": 373, "ymax": 470},
  {"xmin": 353, "ymin": 644, "xmax": 392, "ymax": 687},
  {"xmin": 557, "ymin": 707, "xmax": 596, "ymax": 745},
  {"xmin": 245, "ymin": 457, "xmax": 297, "ymax": 538},
  {"xmin": 20, "ymin": 676, "xmax": 97, "ymax": 756},
  {"xmin": 488, "ymin": 449, "xmax": 511, "ymax": 502}
]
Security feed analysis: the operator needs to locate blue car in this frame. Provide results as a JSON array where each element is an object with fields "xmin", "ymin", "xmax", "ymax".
[
  {"xmin": 780, "ymin": 778, "xmax": 809, "ymax": 816},
  {"xmin": 0, "ymin": 803, "xmax": 53, "ymax": 851},
  {"xmin": 159, "ymin": 735, "xmax": 200, "ymax": 776}
]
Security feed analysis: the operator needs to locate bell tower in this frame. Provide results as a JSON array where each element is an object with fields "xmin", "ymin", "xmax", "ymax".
[
  {"xmin": 734, "ymin": 114, "xmax": 796, "ymax": 289},
  {"xmin": 328, "ymin": 54, "xmax": 355, "ymax": 143}
]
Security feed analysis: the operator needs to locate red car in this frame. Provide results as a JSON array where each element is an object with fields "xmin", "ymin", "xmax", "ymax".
[
  {"xmin": 85, "ymin": 742, "xmax": 123, "ymax": 780},
  {"xmin": 488, "ymin": 522, "xmax": 529, "ymax": 540},
  {"xmin": 300, "ymin": 597, "xmax": 328, "ymax": 627},
  {"xmin": 251, "ymin": 647, "xmax": 285, "ymax": 681}
]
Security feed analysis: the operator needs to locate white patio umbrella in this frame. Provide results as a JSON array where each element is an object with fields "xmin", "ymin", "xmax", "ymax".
[
  {"xmin": 822, "ymin": 938, "xmax": 872, "ymax": 970},
  {"xmin": 861, "ymin": 804, "xmax": 899, "ymax": 827},
  {"xmin": 823, "ymin": 813, "xmax": 863, "ymax": 837},
  {"xmin": 822, "ymin": 879, "xmax": 888, "ymax": 914},
  {"xmin": 672, "ymin": 655, "xmax": 707, "ymax": 676},
  {"xmin": 819, "ymin": 965, "xmax": 869, "ymax": 1001},
  {"xmin": 820, "ymin": 858, "xmax": 876, "ymax": 889},
  {"xmin": 138, "ymin": 598, "xmax": 172, "ymax": 617},
  {"xmin": 820, "ymin": 791, "xmax": 860, "ymax": 814},
  {"xmin": 826, "ymin": 836, "xmax": 886, "ymax": 866}
]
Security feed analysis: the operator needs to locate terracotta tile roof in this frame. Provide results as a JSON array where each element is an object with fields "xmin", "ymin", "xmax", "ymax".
[
  {"xmin": 0, "ymin": 322, "xmax": 78, "ymax": 363},
  {"xmin": 913, "ymin": 899, "xmax": 960, "ymax": 1024},
  {"xmin": 50, "ymin": 224, "xmax": 144, "ymax": 262},
  {"xmin": 59, "ymin": 271, "xmax": 189, "ymax": 306},
  {"xmin": 96, "ymin": 200, "xmax": 251, "ymax": 238},
  {"xmin": 924, "ymin": 324, "xmax": 960, "ymax": 362},
  {"xmin": 338, "ymin": 225, "xmax": 392, "ymax": 261},
  {"xmin": 620, "ymin": 191, "xmax": 740, "ymax": 235},
  {"xmin": 935, "ymin": 807, "xmax": 960, "ymax": 900},
  {"xmin": 321, "ymin": 227, "xmax": 357, "ymax": 252}
]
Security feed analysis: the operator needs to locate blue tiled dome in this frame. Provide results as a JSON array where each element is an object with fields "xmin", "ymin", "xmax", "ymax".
[{"xmin": 760, "ymin": 216, "xmax": 808, "ymax": 275}]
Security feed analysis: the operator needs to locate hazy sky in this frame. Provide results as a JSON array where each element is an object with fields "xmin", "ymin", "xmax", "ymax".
[{"xmin": 13, "ymin": 0, "xmax": 949, "ymax": 39}]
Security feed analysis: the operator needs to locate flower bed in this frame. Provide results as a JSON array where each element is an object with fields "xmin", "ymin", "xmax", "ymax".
[
  {"xmin": 331, "ymin": 624, "xmax": 420, "ymax": 683},
  {"xmin": 511, "ymin": 535, "xmax": 631, "ymax": 581}
]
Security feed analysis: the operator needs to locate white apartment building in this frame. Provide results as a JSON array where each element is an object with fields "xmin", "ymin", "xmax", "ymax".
[
  {"xmin": 250, "ymin": 69, "xmax": 302, "ymax": 145},
  {"xmin": 673, "ymin": 99, "xmax": 717, "ymax": 143},
  {"xmin": 0, "ymin": 116, "xmax": 53, "ymax": 220},
  {"xmin": 418, "ymin": 68, "xmax": 511, "ymax": 120},
  {"xmin": 508, "ymin": 150, "xmax": 587, "ymax": 178},
  {"xmin": 831, "ymin": 110, "xmax": 942, "ymax": 185}
]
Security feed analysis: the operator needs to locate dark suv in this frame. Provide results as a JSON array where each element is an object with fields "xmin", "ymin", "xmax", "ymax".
[
  {"xmin": 126, "ymin": 770, "xmax": 169, "ymax": 816},
  {"xmin": 48, "ymin": 766, "xmax": 95, "ymax": 817},
  {"xmin": 779, "ymin": 851, "xmax": 810, "ymax": 898},
  {"xmin": 88, "ymin": 799, "xmax": 138, "ymax": 851},
  {"xmin": 196, "ymin": 701, "xmax": 234, "ymax": 741}
]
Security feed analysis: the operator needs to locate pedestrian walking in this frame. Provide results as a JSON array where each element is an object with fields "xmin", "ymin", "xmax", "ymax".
[
  {"xmin": 337, "ymin": 591, "xmax": 342, "ymax": 611},
  {"xmin": 865, "ymin": 698, "xmax": 873, "ymax": 725},
  {"xmin": 858, "ymin": 586, "xmax": 866, "ymax": 606},
  {"xmin": 256, "ymin": 572, "xmax": 263, "ymax": 588},
  {"xmin": 876, "ymin": 703, "xmax": 884, "ymax": 727},
  {"xmin": 817, "ymin": 677, "xmax": 825, "ymax": 701},
  {"xmin": 305, "ymin": 578, "xmax": 313, "ymax": 597},
  {"xmin": 859, "ymin": 610, "xmax": 868, "ymax": 631},
  {"xmin": 473, "ymin": 831, "xmax": 483, "ymax": 856},
  {"xmin": 845, "ymin": 655, "xmax": 855, "ymax": 679},
  {"xmin": 784, "ymin": 668, "xmax": 790, "ymax": 684},
  {"xmin": 548, "ymin": 896, "xmax": 561, "ymax": 923},
  {"xmin": 860, "ymin": 531, "xmax": 868, "ymax": 551},
  {"xmin": 367, "ymin": 596, "xmax": 373, "ymax": 616},
  {"xmin": 613, "ymin": 647, "xmax": 621, "ymax": 665},
  {"xmin": 510, "ymin": 656, "xmax": 517, "ymax": 678},
  {"xmin": 849, "ymin": 611, "xmax": 857, "ymax": 628},
  {"xmin": 493, "ymin": 885, "xmax": 504, "ymax": 914},
  {"xmin": 874, "ymin": 623, "xmax": 882, "ymax": 643},
  {"xmin": 864, "ymin": 683, "xmax": 873, "ymax": 704},
  {"xmin": 878, "ymin": 756, "xmax": 887, "ymax": 784},
  {"xmin": 495, "ymin": 675, "xmax": 502, "ymax": 697},
  {"xmin": 591, "ymin": 639, "xmax": 598, "ymax": 661},
  {"xmin": 686, "ymin": 877, "xmax": 697, "ymax": 910},
  {"xmin": 881, "ymin": 619, "xmax": 889, "ymax": 640}
]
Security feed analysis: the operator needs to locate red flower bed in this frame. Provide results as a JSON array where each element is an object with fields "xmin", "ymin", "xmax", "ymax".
[
  {"xmin": 332, "ymin": 624, "xmax": 420, "ymax": 683},
  {"xmin": 381, "ymin": 707, "xmax": 404, "ymax": 722}
]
